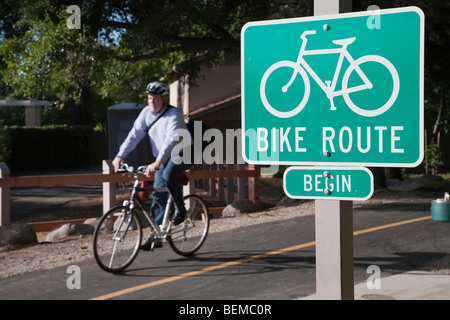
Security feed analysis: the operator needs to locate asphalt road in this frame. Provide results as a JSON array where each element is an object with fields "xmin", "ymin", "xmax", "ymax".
[{"xmin": 1, "ymin": 197, "xmax": 449, "ymax": 303}]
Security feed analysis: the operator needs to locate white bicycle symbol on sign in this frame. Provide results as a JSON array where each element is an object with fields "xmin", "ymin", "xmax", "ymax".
[{"xmin": 260, "ymin": 30, "xmax": 400, "ymax": 118}]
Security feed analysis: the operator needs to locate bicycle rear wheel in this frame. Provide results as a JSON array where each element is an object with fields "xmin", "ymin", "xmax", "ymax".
[
  {"xmin": 93, "ymin": 205, "xmax": 142, "ymax": 273},
  {"xmin": 168, "ymin": 195, "xmax": 210, "ymax": 256}
]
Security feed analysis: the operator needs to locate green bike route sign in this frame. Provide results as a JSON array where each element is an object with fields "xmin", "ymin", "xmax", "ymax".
[
  {"xmin": 283, "ymin": 166, "xmax": 374, "ymax": 201},
  {"xmin": 241, "ymin": 7, "xmax": 424, "ymax": 167}
]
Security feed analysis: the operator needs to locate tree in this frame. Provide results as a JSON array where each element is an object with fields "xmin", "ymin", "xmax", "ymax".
[
  {"xmin": 355, "ymin": 0, "xmax": 449, "ymax": 134},
  {"xmin": 2, "ymin": 0, "xmax": 447, "ymax": 133},
  {"xmin": 1, "ymin": 1, "xmax": 100, "ymax": 124},
  {"xmin": 96, "ymin": 0, "xmax": 312, "ymax": 82},
  {"xmin": 0, "ymin": 1, "xmax": 158, "ymax": 124},
  {"xmin": 1, "ymin": 0, "xmax": 314, "ymax": 125}
]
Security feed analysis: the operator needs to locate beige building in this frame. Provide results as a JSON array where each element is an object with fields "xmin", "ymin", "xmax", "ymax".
[{"xmin": 169, "ymin": 56, "xmax": 241, "ymax": 131}]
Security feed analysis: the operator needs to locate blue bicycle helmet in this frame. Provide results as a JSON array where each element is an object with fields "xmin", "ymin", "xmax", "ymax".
[{"xmin": 144, "ymin": 81, "xmax": 169, "ymax": 96}]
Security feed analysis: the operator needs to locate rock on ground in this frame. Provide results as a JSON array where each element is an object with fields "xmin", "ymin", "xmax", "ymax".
[
  {"xmin": 45, "ymin": 222, "xmax": 94, "ymax": 242},
  {"xmin": 0, "ymin": 222, "xmax": 37, "ymax": 246},
  {"xmin": 222, "ymin": 199, "xmax": 257, "ymax": 217}
]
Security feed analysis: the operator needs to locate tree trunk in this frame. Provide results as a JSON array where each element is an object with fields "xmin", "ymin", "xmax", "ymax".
[{"xmin": 433, "ymin": 91, "xmax": 445, "ymax": 135}]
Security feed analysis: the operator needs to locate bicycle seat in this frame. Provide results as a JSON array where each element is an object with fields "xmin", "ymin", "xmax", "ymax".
[{"xmin": 332, "ymin": 37, "xmax": 356, "ymax": 46}]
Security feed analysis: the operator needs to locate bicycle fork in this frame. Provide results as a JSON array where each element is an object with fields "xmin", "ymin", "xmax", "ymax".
[{"xmin": 113, "ymin": 209, "xmax": 134, "ymax": 241}]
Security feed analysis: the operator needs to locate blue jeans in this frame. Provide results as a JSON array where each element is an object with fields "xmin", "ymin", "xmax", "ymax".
[{"xmin": 150, "ymin": 158, "xmax": 192, "ymax": 225}]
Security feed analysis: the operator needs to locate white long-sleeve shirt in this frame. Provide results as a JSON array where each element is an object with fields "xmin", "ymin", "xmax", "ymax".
[{"xmin": 116, "ymin": 104, "xmax": 187, "ymax": 163}]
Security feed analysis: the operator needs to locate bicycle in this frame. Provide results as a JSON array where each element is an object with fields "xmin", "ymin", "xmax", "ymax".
[
  {"xmin": 92, "ymin": 163, "xmax": 210, "ymax": 273},
  {"xmin": 260, "ymin": 29, "xmax": 400, "ymax": 118}
]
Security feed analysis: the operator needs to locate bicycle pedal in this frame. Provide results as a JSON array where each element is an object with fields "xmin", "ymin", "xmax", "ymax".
[{"xmin": 141, "ymin": 239, "xmax": 162, "ymax": 251}]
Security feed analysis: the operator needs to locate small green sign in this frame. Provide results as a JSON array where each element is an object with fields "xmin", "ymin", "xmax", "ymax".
[
  {"xmin": 283, "ymin": 166, "xmax": 374, "ymax": 200},
  {"xmin": 241, "ymin": 7, "xmax": 424, "ymax": 167}
]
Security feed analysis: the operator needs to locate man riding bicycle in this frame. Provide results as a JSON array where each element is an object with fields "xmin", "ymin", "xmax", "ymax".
[{"xmin": 112, "ymin": 81, "xmax": 191, "ymax": 250}]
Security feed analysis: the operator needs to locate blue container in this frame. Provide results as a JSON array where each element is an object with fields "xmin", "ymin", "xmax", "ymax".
[{"xmin": 431, "ymin": 200, "xmax": 450, "ymax": 222}]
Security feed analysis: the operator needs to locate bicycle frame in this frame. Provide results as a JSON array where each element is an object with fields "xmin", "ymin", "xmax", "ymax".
[
  {"xmin": 122, "ymin": 170, "xmax": 174, "ymax": 239},
  {"xmin": 288, "ymin": 30, "xmax": 372, "ymax": 103},
  {"xmin": 123, "ymin": 169, "xmax": 191, "ymax": 241}
]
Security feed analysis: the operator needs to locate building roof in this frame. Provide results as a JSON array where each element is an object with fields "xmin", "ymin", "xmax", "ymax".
[{"xmin": 188, "ymin": 93, "xmax": 241, "ymax": 120}]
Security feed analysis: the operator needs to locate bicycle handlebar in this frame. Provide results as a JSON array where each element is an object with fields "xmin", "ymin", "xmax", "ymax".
[{"xmin": 118, "ymin": 162, "xmax": 147, "ymax": 174}]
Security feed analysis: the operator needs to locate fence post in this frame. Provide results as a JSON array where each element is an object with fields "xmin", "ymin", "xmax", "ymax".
[
  {"xmin": 103, "ymin": 160, "xmax": 116, "ymax": 214},
  {"xmin": 217, "ymin": 163, "xmax": 224, "ymax": 203},
  {"xmin": 183, "ymin": 166, "xmax": 195, "ymax": 198},
  {"xmin": 0, "ymin": 163, "xmax": 10, "ymax": 226},
  {"xmin": 237, "ymin": 164, "xmax": 245, "ymax": 200},
  {"xmin": 209, "ymin": 164, "xmax": 217, "ymax": 198},
  {"xmin": 248, "ymin": 164, "xmax": 260, "ymax": 209}
]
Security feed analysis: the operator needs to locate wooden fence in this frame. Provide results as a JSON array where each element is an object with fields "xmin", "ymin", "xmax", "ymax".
[
  {"xmin": 0, "ymin": 160, "xmax": 260, "ymax": 232},
  {"xmin": 188, "ymin": 163, "xmax": 259, "ymax": 207}
]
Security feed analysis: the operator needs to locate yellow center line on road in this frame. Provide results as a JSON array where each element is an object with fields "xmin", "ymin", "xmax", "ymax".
[
  {"xmin": 90, "ymin": 215, "xmax": 431, "ymax": 300},
  {"xmin": 353, "ymin": 216, "xmax": 430, "ymax": 236}
]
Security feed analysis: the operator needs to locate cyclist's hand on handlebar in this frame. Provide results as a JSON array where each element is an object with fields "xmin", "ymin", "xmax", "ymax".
[
  {"xmin": 112, "ymin": 156, "xmax": 124, "ymax": 173},
  {"xmin": 144, "ymin": 160, "xmax": 162, "ymax": 176}
]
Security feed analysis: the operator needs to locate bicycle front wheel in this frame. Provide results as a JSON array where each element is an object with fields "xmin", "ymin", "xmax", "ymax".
[
  {"xmin": 168, "ymin": 195, "xmax": 210, "ymax": 256},
  {"xmin": 92, "ymin": 205, "xmax": 142, "ymax": 273}
]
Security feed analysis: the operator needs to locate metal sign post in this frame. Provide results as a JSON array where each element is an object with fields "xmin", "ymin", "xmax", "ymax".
[
  {"xmin": 241, "ymin": 0, "xmax": 424, "ymax": 300},
  {"xmin": 314, "ymin": 0, "xmax": 354, "ymax": 300}
]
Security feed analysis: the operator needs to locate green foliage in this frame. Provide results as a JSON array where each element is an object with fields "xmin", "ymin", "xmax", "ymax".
[
  {"xmin": 0, "ymin": 126, "xmax": 11, "ymax": 163},
  {"xmin": 0, "ymin": 107, "xmax": 25, "ymax": 126},
  {"xmin": 0, "ymin": 125, "xmax": 107, "ymax": 171},
  {"xmin": 355, "ymin": 0, "xmax": 449, "ymax": 134},
  {"xmin": 0, "ymin": 0, "xmax": 448, "ymax": 134},
  {"xmin": 2, "ymin": 9, "xmax": 91, "ymax": 100},
  {"xmin": 426, "ymin": 142, "xmax": 444, "ymax": 175}
]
